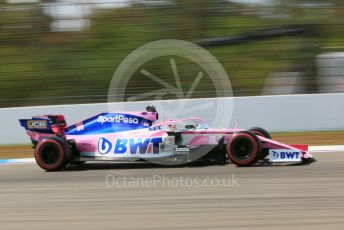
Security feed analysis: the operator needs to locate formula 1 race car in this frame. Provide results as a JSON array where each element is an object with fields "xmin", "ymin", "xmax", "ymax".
[{"xmin": 19, "ymin": 106, "xmax": 314, "ymax": 171}]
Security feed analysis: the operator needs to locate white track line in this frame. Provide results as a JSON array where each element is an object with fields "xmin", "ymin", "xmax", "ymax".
[
  {"xmin": 11, "ymin": 158, "xmax": 35, "ymax": 163},
  {"xmin": 0, "ymin": 158, "xmax": 35, "ymax": 165},
  {"xmin": 309, "ymin": 145, "xmax": 344, "ymax": 152}
]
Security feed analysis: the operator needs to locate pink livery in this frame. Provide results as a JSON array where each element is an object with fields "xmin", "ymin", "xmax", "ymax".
[{"xmin": 19, "ymin": 105, "xmax": 314, "ymax": 171}]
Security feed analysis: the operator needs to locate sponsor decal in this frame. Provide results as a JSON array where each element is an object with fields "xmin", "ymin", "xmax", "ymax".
[
  {"xmin": 97, "ymin": 115, "xmax": 139, "ymax": 124},
  {"xmin": 163, "ymin": 136, "xmax": 175, "ymax": 151},
  {"xmin": 168, "ymin": 124, "xmax": 177, "ymax": 131},
  {"xmin": 175, "ymin": 148, "xmax": 190, "ymax": 155},
  {"xmin": 27, "ymin": 120, "xmax": 47, "ymax": 129},
  {"xmin": 269, "ymin": 149, "xmax": 302, "ymax": 162},
  {"xmin": 98, "ymin": 137, "xmax": 113, "ymax": 155},
  {"xmin": 76, "ymin": 121, "xmax": 84, "ymax": 131},
  {"xmin": 97, "ymin": 137, "xmax": 162, "ymax": 155}
]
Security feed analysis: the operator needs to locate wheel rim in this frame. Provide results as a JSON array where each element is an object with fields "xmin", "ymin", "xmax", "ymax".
[
  {"xmin": 231, "ymin": 138, "xmax": 254, "ymax": 160},
  {"xmin": 40, "ymin": 146, "xmax": 60, "ymax": 165}
]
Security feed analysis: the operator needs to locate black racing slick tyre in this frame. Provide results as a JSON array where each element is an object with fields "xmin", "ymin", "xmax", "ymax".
[
  {"xmin": 34, "ymin": 137, "xmax": 72, "ymax": 171},
  {"xmin": 248, "ymin": 127, "xmax": 271, "ymax": 160},
  {"xmin": 248, "ymin": 127, "xmax": 271, "ymax": 139},
  {"xmin": 226, "ymin": 131, "xmax": 262, "ymax": 166}
]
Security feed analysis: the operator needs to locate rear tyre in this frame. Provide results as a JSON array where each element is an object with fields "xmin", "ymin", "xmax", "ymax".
[
  {"xmin": 248, "ymin": 127, "xmax": 271, "ymax": 159},
  {"xmin": 226, "ymin": 131, "xmax": 262, "ymax": 166},
  {"xmin": 35, "ymin": 137, "xmax": 72, "ymax": 171}
]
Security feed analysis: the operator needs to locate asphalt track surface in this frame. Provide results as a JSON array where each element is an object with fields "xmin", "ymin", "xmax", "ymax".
[{"xmin": 1, "ymin": 151, "xmax": 344, "ymax": 230}]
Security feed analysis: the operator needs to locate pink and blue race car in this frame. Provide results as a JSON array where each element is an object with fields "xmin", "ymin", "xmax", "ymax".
[{"xmin": 19, "ymin": 106, "xmax": 314, "ymax": 171}]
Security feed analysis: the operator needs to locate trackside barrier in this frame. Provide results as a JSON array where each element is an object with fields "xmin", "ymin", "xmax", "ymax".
[{"xmin": 1, "ymin": 93, "xmax": 344, "ymax": 144}]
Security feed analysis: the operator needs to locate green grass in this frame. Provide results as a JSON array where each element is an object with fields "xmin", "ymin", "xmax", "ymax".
[{"xmin": 1, "ymin": 3, "xmax": 344, "ymax": 107}]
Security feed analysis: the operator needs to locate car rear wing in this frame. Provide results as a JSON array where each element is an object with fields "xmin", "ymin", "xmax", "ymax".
[{"xmin": 19, "ymin": 115, "xmax": 67, "ymax": 137}]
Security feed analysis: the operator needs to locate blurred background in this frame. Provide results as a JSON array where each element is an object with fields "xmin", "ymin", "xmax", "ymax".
[{"xmin": 1, "ymin": 0, "xmax": 344, "ymax": 107}]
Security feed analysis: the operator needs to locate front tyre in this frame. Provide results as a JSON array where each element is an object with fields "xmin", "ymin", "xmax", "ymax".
[
  {"xmin": 35, "ymin": 137, "xmax": 71, "ymax": 171},
  {"xmin": 248, "ymin": 127, "xmax": 271, "ymax": 160},
  {"xmin": 226, "ymin": 131, "xmax": 262, "ymax": 166}
]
